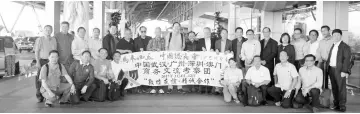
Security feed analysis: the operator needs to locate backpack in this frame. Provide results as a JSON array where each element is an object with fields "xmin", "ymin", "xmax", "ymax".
[
  {"xmin": 91, "ymin": 79, "xmax": 107, "ymax": 102},
  {"xmin": 319, "ymin": 89, "xmax": 331, "ymax": 108},
  {"xmin": 107, "ymin": 70, "xmax": 125, "ymax": 101},
  {"xmin": 168, "ymin": 32, "xmax": 184, "ymax": 49},
  {"xmin": 247, "ymin": 85, "xmax": 263, "ymax": 106}
]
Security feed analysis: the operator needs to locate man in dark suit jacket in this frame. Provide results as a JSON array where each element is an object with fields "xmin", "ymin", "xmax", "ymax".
[
  {"xmin": 196, "ymin": 27, "xmax": 218, "ymax": 51},
  {"xmin": 232, "ymin": 27, "xmax": 247, "ymax": 69},
  {"xmin": 260, "ymin": 27, "xmax": 278, "ymax": 86},
  {"xmin": 102, "ymin": 24, "xmax": 120, "ymax": 60},
  {"xmin": 326, "ymin": 29, "xmax": 351, "ymax": 112},
  {"xmin": 215, "ymin": 29, "xmax": 232, "ymax": 53},
  {"xmin": 134, "ymin": 26, "xmax": 152, "ymax": 52}
]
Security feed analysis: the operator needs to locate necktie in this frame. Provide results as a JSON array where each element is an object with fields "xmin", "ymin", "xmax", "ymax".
[{"xmin": 327, "ymin": 44, "xmax": 335, "ymax": 62}]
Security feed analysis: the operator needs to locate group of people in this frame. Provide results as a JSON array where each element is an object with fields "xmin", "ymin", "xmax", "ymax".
[{"xmin": 34, "ymin": 20, "xmax": 350, "ymax": 113}]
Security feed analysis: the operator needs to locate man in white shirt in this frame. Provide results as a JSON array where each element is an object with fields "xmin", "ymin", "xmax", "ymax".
[
  {"xmin": 241, "ymin": 29, "xmax": 261, "ymax": 74},
  {"xmin": 304, "ymin": 30, "xmax": 320, "ymax": 59},
  {"xmin": 243, "ymin": 55, "xmax": 271, "ymax": 105},
  {"xmin": 87, "ymin": 28, "xmax": 102, "ymax": 60},
  {"xmin": 72, "ymin": 27, "xmax": 89, "ymax": 61},
  {"xmin": 326, "ymin": 29, "xmax": 351, "ymax": 112},
  {"xmin": 221, "ymin": 58, "xmax": 243, "ymax": 104},
  {"xmin": 267, "ymin": 51, "xmax": 298, "ymax": 108},
  {"xmin": 294, "ymin": 54, "xmax": 323, "ymax": 113},
  {"xmin": 292, "ymin": 28, "xmax": 307, "ymax": 71}
]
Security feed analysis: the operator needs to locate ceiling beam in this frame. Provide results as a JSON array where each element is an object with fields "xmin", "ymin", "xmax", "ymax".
[
  {"xmin": 156, "ymin": 1, "xmax": 170, "ymax": 20},
  {"xmin": 13, "ymin": 1, "xmax": 45, "ymax": 9},
  {"xmin": 129, "ymin": 1, "xmax": 142, "ymax": 14}
]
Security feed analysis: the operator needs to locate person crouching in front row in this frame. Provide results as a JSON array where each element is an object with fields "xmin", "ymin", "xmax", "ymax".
[
  {"xmin": 221, "ymin": 58, "xmax": 243, "ymax": 104},
  {"xmin": 242, "ymin": 55, "xmax": 271, "ymax": 106},
  {"xmin": 39, "ymin": 50, "xmax": 76, "ymax": 107},
  {"xmin": 267, "ymin": 51, "xmax": 299, "ymax": 108},
  {"xmin": 111, "ymin": 51, "xmax": 129, "ymax": 97},
  {"xmin": 294, "ymin": 54, "xmax": 323, "ymax": 113},
  {"xmin": 68, "ymin": 50, "xmax": 97, "ymax": 103}
]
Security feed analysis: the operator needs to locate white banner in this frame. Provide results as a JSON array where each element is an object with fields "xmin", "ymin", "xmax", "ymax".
[{"xmin": 119, "ymin": 51, "xmax": 233, "ymax": 89}]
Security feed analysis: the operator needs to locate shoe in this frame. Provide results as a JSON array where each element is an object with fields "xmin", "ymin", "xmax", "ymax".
[
  {"xmin": 167, "ymin": 89, "xmax": 173, "ymax": 94},
  {"xmin": 59, "ymin": 101, "xmax": 70, "ymax": 105},
  {"xmin": 275, "ymin": 102, "xmax": 281, "ymax": 107},
  {"xmin": 159, "ymin": 89, "xmax": 165, "ymax": 94},
  {"xmin": 150, "ymin": 89, "xmax": 156, "ymax": 94},
  {"xmin": 312, "ymin": 107, "xmax": 320, "ymax": 113},
  {"xmin": 45, "ymin": 103, "xmax": 52, "ymax": 107},
  {"xmin": 261, "ymin": 101, "xmax": 268, "ymax": 105},
  {"xmin": 214, "ymin": 92, "xmax": 220, "ymax": 95},
  {"xmin": 338, "ymin": 107, "xmax": 346, "ymax": 112},
  {"xmin": 330, "ymin": 106, "xmax": 340, "ymax": 110},
  {"xmin": 178, "ymin": 89, "xmax": 186, "ymax": 94},
  {"xmin": 234, "ymin": 99, "xmax": 240, "ymax": 104},
  {"xmin": 37, "ymin": 98, "xmax": 44, "ymax": 103}
]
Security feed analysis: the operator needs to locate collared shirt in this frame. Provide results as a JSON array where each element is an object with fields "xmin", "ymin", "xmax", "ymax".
[
  {"xmin": 39, "ymin": 63, "xmax": 68, "ymax": 90},
  {"xmin": 292, "ymin": 38, "xmax": 307, "ymax": 60},
  {"xmin": 223, "ymin": 68, "xmax": 243, "ymax": 84},
  {"xmin": 111, "ymin": 61, "xmax": 132, "ymax": 80},
  {"xmin": 205, "ymin": 38, "xmax": 211, "ymax": 51},
  {"xmin": 330, "ymin": 41, "xmax": 342, "ymax": 66},
  {"xmin": 87, "ymin": 37, "xmax": 102, "ymax": 60},
  {"xmin": 305, "ymin": 40, "xmax": 320, "ymax": 56},
  {"xmin": 221, "ymin": 39, "xmax": 227, "ymax": 53},
  {"xmin": 92, "ymin": 59, "xmax": 113, "ymax": 80},
  {"xmin": 316, "ymin": 35, "xmax": 333, "ymax": 60},
  {"xmin": 69, "ymin": 60, "xmax": 95, "ymax": 87},
  {"xmin": 299, "ymin": 66, "xmax": 323, "ymax": 91},
  {"xmin": 35, "ymin": 36, "xmax": 57, "ymax": 59},
  {"xmin": 54, "ymin": 32, "xmax": 74, "ymax": 64},
  {"xmin": 147, "ymin": 37, "xmax": 166, "ymax": 51},
  {"xmin": 245, "ymin": 65, "xmax": 271, "ymax": 85},
  {"xmin": 273, "ymin": 62, "xmax": 299, "ymax": 90},
  {"xmin": 72, "ymin": 36, "xmax": 89, "ymax": 60},
  {"xmin": 241, "ymin": 39, "xmax": 261, "ymax": 60}
]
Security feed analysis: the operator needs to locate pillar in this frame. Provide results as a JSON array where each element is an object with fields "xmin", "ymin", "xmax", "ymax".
[
  {"xmin": 261, "ymin": 11, "xmax": 283, "ymax": 42},
  {"xmin": 93, "ymin": 1, "xmax": 105, "ymax": 37},
  {"xmin": 227, "ymin": 3, "xmax": 236, "ymax": 40},
  {"xmin": 45, "ymin": 1, "xmax": 61, "ymax": 35},
  {"xmin": 316, "ymin": 1, "xmax": 349, "ymax": 43}
]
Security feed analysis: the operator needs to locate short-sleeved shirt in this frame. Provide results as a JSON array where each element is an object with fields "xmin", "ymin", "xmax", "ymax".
[
  {"xmin": 223, "ymin": 68, "xmax": 243, "ymax": 84},
  {"xmin": 87, "ymin": 37, "xmax": 102, "ymax": 60},
  {"xmin": 92, "ymin": 59, "xmax": 113, "ymax": 80},
  {"xmin": 245, "ymin": 65, "xmax": 271, "ymax": 85},
  {"xmin": 39, "ymin": 63, "xmax": 68, "ymax": 90},
  {"xmin": 116, "ymin": 38, "xmax": 135, "ymax": 52},
  {"xmin": 35, "ymin": 37, "xmax": 57, "ymax": 59},
  {"xmin": 147, "ymin": 37, "xmax": 166, "ymax": 51},
  {"xmin": 273, "ymin": 62, "xmax": 299, "ymax": 90}
]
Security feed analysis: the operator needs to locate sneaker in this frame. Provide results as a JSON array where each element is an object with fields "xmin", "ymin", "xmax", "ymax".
[
  {"xmin": 178, "ymin": 89, "xmax": 186, "ymax": 94},
  {"xmin": 234, "ymin": 99, "xmax": 240, "ymax": 104},
  {"xmin": 45, "ymin": 103, "xmax": 52, "ymax": 107},
  {"xmin": 159, "ymin": 89, "xmax": 165, "ymax": 94},
  {"xmin": 150, "ymin": 89, "xmax": 156, "ymax": 94},
  {"xmin": 275, "ymin": 102, "xmax": 281, "ymax": 107},
  {"xmin": 167, "ymin": 89, "xmax": 173, "ymax": 94}
]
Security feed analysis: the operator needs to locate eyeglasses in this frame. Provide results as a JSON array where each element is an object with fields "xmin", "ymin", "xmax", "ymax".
[{"xmin": 141, "ymin": 31, "xmax": 146, "ymax": 33}]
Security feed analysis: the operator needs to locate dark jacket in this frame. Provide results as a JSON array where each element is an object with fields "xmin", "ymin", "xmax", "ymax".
[
  {"xmin": 276, "ymin": 44, "xmax": 296, "ymax": 65},
  {"xmin": 326, "ymin": 41, "xmax": 352, "ymax": 74},
  {"xmin": 232, "ymin": 37, "xmax": 247, "ymax": 68},
  {"xmin": 102, "ymin": 34, "xmax": 118, "ymax": 60},
  {"xmin": 134, "ymin": 36, "xmax": 152, "ymax": 52},
  {"xmin": 69, "ymin": 60, "xmax": 95, "ymax": 87},
  {"xmin": 196, "ymin": 37, "xmax": 218, "ymax": 51},
  {"xmin": 215, "ymin": 39, "xmax": 233, "ymax": 52},
  {"xmin": 260, "ymin": 38, "xmax": 278, "ymax": 70},
  {"xmin": 184, "ymin": 40, "xmax": 198, "ymax": 51}
]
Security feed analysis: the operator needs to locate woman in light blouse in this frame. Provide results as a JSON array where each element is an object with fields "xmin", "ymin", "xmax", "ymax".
[{"xmin": 221, "ymin": 58, "xmax": 244, "ymax": 104}]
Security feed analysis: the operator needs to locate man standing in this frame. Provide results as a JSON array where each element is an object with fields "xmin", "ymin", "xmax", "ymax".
[
  {"xmin": 260, "ymin": 27, "xmax": 278, "ymax": 86},
  {"xmin": 102, "ymin": 23, "xmax": 120, "ymax": 60},
  {"xmin": 197, "ymin": 27, "xmax": 216, "ymax": 52},
  {"xmin": 88, "ymin": 28, "xmax": 102, "ymax": 60},
  {"xmin": 232, "ymin": 27, "xmax": 247, "ymax": 69},
  {"xmin": 134, "ymin": 26, "xmax": 152, "ymax": 52},
  {"xmin": 326, "ymin": 29, "xmax": 351, "ymax": 112},
  {"xmin": 291, "ymin": 28, "xmax": 307, "ymax": 71},
  {"xmin": 215, "ymin": 29, "xmax": 232, "ymax": 53},
  {"xmin": 54, "ymin": 21, "xmax": 74, "ymax": 72},
  {"xmin": 304, "ymin": 30, "xmax": 320, "ymax": 57},
  {"xmin": 72, "ymin": 27, "xmax": 89, "ymax": 61},
  {"xmin": 116, "ymin": 28, "xmax": 135, "ymax": 54},
  {"xmin": 241, "ymin": 29, "xmax": 261, "ymax": 74},
  {"xmin": 34, "ymin": 25, "xmax": 58, "ymax": 103},
  {"xmin": 316, "ymin": 25, "xmax": 333, "ymax": 89}
]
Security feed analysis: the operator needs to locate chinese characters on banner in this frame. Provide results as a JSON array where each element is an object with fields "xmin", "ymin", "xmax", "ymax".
[{"xmin": 119, "ymin": 51, "xmax": 232, "ymax": 89}]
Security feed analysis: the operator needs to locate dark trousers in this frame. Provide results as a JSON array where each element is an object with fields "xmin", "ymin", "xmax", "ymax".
[
  {"xmin": 35, "ymin": 59, "xmax": 49, "ymax": 101},
  {"xmin": 295, "ymin": 59, "xmax": 304, "ymax": 71},
  {"xmin": 267, "ymin": 86, "xmax": 295, "ymax": 108},
  {"xmin": 264, "ymin": 64, "xmax": 275, "ymax": 86},
  {"xmin": 199, "ymin": 85, "xmax": 213, "ymax": 94},
  {"xmin": 329, "ymin": 67, "xmax": 347, "ymax": 108},
  {"xmin": 294, "ymin": 88, "xmax": 321, "ymax": 108},
  {"xmin": 240, "ymin": 82, "xmax": 268, "ymax": 105},
  {"xmin": 120, "ymin": 78, "xmax": 129, "ymax": 94},
  {"xmin": 318, "ymin": 61, "xmax": 329, "ymax": 89},
  {"xmin": 73, "ymin": 83, "xmax": 97, "ymax": 103}
]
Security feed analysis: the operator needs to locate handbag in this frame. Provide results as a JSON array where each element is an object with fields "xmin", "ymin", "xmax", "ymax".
[
  {"xmin": 107, "ymin": 80, "xmax": 121, "ymax": 101},
  {"xmin": 247, "ymin": 85, "xmax": 263, "ymax": 106}
]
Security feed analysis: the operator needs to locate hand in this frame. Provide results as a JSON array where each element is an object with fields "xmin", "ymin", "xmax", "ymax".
[
  {"xmin": 127, "ymin": 50, "xmax": 133, "ymax": 53},
  {"xmin": 103, "ymin": 79, "xmax": 109, "ymax": 84},
  {"xmin": 238, "ymin": 54, "xmax": 242, "ymax": 59},
  {"xmin": 70, "ymin": 85, "xmax": 76, "ymax": 94},
  {"xmin": 215, "ymin": 50, "xmax": 219, "ymax": 54},
  {"xmin": 117, "ymin": 80, "xmax": 122, "ymax": 85},
  {"xmin": 284, "ymin": 90, "xmax": 292, "ymax": 98},
  {"xmin": 294, "ymin": 89, "xmax": 299, "ymax": 96},
  {"xmin": 36, "ymin": 62, "xmax": 41, "ymax": 69},
  {"xmin": 302, "ymin": 88, "xmax": 309, "ymax": 96},
  {"xmin": 81, "ymin": 86, "xmax": 88, "ymax": 94},
  {"xmin": 261, "ymin": 60, "xmax": 266, "ymax": 65},
  {"xmin": 202, "ymin": 47, "xmax": 206, "ymax": 51},
  {"xmin": 140, "ymin": 48, "xmax": 144, "ymax": 52},
  {"xmin": 254, "ymin": 83, "xmax": 260, "ymax": 88},
  {"xmin": 48, "ymin": 91, "xmax": 55, "ymax": 98},
  {"xmin": 210, "ymin": 49, "xmax": 214, "ymax": 52},
  {"xmin": 341, "ymin": 72, "xmax": 349, "ymax": 78},
  {"xmin": 236, "ymin": 82, "xmax": 241, "ymax": 86},
  {"xmin": 225, "ymin": 51, "xmax": 229, "ymax": 54}
]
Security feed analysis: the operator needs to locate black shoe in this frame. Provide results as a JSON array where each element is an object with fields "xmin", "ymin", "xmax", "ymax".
[
  {"xmin": 330, "ymin": 106, "xmax": 340, "ymax": 110},
  {"xmin": 37, "ymin": 98, "xmax": 44, "ymax": 103},
  {"xmin": 59, "ymin": 102, "xmax": 70, "ymax": 105},
  {"xmin": 45, "ymin": 103, "xmax": 52, "ymax": 107},
  {"xmin": 261, "ymin": 101, "xmax": 268, "ymax": 105},
  {"xmin": 214, "ymin": 92, "xmax": 220, "ymax": 95},
  {"xmin": 120, "ymin": 92, "xmax": 125, "ymax": 97},
  {"xmin": 338, "ymin": 107, "xmax": 346, "ymax": 112},
  {"xmin": 167, "ymin": 89, "xmax": 173, "ymax": 94}
]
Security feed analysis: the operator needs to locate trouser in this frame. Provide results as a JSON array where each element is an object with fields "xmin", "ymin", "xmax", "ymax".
[
  {"xmin": 40, "ymin": 83, "xmax": 72, "ymax": 104},
  {"xmin": 5, "ymin": 55, "xmax": 16, "ymax": 76},
  {"xmin": 329, "ymin": 67, "xmax": 347, "ymax": 108},
  {"xmin": 120, "ymin": 78, "xmax": 129, "ymax": 94},
  {"xmin": 267, "ymin": 86, "xmax": 296, "ymax": 108},
  {"xmin": 35, "ymin": 59, "xmax": 49, "ymax": 101},
  {"xmin": 73, "ymin": 83, "xmax": 97, "ymax": 103},
  {"xmin": 264, "ymin": 65, "xmax": 274, "ymax": 86},
  {"xmin": 295, "ymin": 59, "xmax": 304, "ymax": 71},
  {"xmin": 241, "ymin": 82, "xmax": 268, "ymax": 105},
  {"xmin": 223, "ymin": 82, "xmax": 243, "ymax": 102},
  {"xmin": 199, "ymin": 85, "xmax": 212, "ymax": 93},
  {"xmin": 318, "ymin": 60, "xmax": 329, "ymax": 89},
  {"xmin": 294, "ymin": 88, "xmax": 321, "ymax": 108}
]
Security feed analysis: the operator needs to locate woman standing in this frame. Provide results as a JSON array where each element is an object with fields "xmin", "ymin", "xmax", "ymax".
[
  {"xmin": 147, "ymin": 27, "xmax": 166, "ymax": 94},
  {"xmin": 276, "ymin": 33, "xmax": 296, "ymax": 65},
  {"xmin": 4, "ymin": 38, "xmax": 18, "ymax": 77}
]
